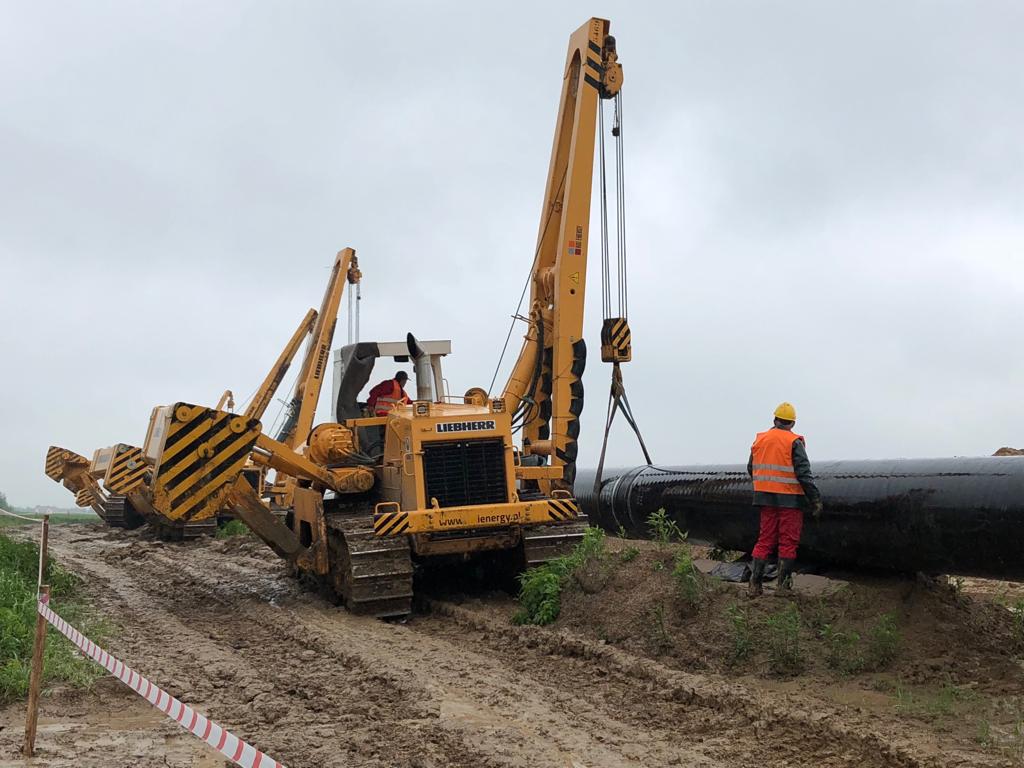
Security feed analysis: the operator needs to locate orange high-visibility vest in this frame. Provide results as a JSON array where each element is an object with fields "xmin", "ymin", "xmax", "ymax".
[
  {"xmin": 374, "ymin": 380, "xmax": 409, "ymax": 416},
  {"xmin": 751, "ymin": 428, "xmax": 806, "ymax": 496}
]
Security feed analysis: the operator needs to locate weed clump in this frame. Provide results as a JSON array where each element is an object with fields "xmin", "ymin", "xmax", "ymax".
[
  {"xmin": 215, "ymin": 519, "xmax": 250, "ymax": 539},
  {"xmin": 514, "ymin": 527, "xmax": 606, "ymax": 626},
  {"xmin": 894, "ymin": 678, "xmax": 977, "ymax": 718},
  {"xmin": 726, "ymin": 603, "xmax": 753, "ymax": 664},
  {"xmin": 647, "ymin": 508, "xmax": 684, "ymax": 547},
  {"xmin": 646, "ymin": 603, "xmax": 672, "ymax": 651},
  {"xmin": 765, "ymin": 603, "xmax": 804, "ymax": 675},
  {"xmin": 822, "ymin": 612, "xmax": 900, "ymax": 674},
  {"xmin": 866, "ymin": 612, "xmax": 900, "ymax": 668},
  {"xmin": 619, "ymin": 546, "xmax": 639, "ymax": 563},
  {"xmin": 672, "ymin": 547, "xmax": 703, "ymax": 609},
  {"xmin": 0, "ymin": 533, "xmax": 107, "ymax": 703},
  {"xmin": 823, "ymin": 625, "xmax": 865, "ymax": 674}
]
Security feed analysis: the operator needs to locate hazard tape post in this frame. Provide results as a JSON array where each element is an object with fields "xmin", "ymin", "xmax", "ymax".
[
  {"xmin": 22, "ymin": 513, "xmax": 49, "ymax": 757},
  {"xmin": 5, "ymin": 507, "xmax": 287, "ymax": 767}
]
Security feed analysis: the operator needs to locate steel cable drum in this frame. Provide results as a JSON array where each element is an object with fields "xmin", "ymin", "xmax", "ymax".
[{"xmin": 575, "ymin": 457, "xmax": 1024, "ymax": 579}]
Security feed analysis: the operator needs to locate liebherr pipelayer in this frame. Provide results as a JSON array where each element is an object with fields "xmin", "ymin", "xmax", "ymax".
[{"xmin": 55, "ymin": 19, "xmax": 628, "ymax": 618}]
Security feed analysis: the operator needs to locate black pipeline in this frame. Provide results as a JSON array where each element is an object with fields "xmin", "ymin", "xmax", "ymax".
[{"xmin": 575, "ymin": 458, "xmax": 1024, "ymax": 580}]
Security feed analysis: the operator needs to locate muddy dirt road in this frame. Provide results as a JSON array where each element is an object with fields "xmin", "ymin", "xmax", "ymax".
[{"xmin": 0, "ymin": 525, "xmax": 1015, "ymax": 767}]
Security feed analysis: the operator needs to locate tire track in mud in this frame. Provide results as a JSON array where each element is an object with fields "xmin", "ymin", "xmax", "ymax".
[
  {"xmin": 152, "ymin": 535, "xmax": 963, "ymax": 767},
  {"xmin": 48, "ymin": 530, "xmax": 502, "ymax": 768},
  {"xmin": 39, "ymin": 527, "xmax": 1013, "ymax": 768},
  {"xmin": 420, "ymin": 601, "xmax": 927, "ymax": 768},
  {"xmin": 107, "ymin": 540, "xmax": 711, "ymax": 767}
]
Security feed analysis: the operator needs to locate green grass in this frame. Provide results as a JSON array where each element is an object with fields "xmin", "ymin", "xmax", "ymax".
[
  {"xmin": 823, "ymin": 624, "xmax": 865, "ymax": 674},
  {"xmin": 646, "ymin": 603, "xmax": 672, "ymax": 651},
  {"xmin": 821, "ymin": 612, "xmax": 900, "ymax": 675},
  {"xmin": 765, "ymin": 603, "xmax": 804, "ymax": 675},
  {"xmin": 672, "ymin": 547, "xmax": 703, "ymax": 608},
  {"xmin": 0, "ymin": 532, "xmax": 108, "ymax": 703},
  {"xmin": 894, "ymin": 679, "xmax": 977, "ymax": 718},
  {"xmin": 866, "ymin": 612, "xmax": 900, "ymax": 667},
  {"xmin": 514, "ymin": 527, "xmax": 606, "ymax": 625},
  {"xmin": 619, "ymin": 546, "xmax": 639, "ymax": 563},
  {"xmin": 215, "ymin": 519, "xmax": 251, "ymax": 539},
  {"xmin": 646, "ymin": 508, "xmax": 685, "ymax": 547},
  {"xmin": 726, "ymin": 603, "xmax": 754, "ymax": 664}
]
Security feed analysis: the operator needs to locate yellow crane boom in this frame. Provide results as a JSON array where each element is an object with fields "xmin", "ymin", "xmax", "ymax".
[
  {"xmin": 502, "ymin": 18, "xmax": 623, "ymax": 492},
  {"xmin": 275, "ymin": 249, "xmax": 359, "ymax": 449}
]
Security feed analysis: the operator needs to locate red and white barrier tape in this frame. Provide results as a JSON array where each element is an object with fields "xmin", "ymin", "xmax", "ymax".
[
  {"xmin": 0, "ymin": 507, "xmax": 47, "ymax": 590},
  {"xmin": 0, "ymin": 506, "xmax": 41, "ymax": 523},
  {"xmin": 37, "ymin": 595, "xmax": 287, "ymax": 768}
]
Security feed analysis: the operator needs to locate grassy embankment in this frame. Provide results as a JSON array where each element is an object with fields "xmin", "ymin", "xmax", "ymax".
[
  {"xmin": 0, "ymin": 531, "xmax": 108, "ymax": 703},
  {"xmin": 514, "ymin": 510, "xmax": 1024, "ymax": 759}
]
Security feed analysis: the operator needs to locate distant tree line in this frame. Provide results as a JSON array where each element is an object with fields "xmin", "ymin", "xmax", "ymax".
[{"xmin": 0, "ymin": 490, "xmax": 34, "ymax": 516}]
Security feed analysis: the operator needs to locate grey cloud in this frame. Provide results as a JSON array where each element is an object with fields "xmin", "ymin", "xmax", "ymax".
[{"xmin": 2, "ymin": 1, "xmax": 1022, "ymax": 506}]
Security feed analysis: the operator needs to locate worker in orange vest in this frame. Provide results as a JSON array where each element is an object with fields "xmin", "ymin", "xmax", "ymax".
[
  {"xmin": 747, "ymin": 402, "xmax": 823, "ymax": 598},
  {"xmin": 367, "ymin": 371, "xmax": 412, "ymax": 416}
]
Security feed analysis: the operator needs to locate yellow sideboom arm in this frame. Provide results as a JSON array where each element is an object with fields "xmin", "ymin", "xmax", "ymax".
[{"xmin": 44, "ymin": 446, "xmax": 108, "ymax": 518}]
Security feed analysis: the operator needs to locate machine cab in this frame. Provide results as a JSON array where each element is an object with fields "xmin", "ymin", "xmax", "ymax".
[{"xmin": 332, "ymin": 335, "xmax": 452, "ymax": 422}]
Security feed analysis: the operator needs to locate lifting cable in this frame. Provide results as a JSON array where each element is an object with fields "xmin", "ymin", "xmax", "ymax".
[
  {"xmin": 594, "ymin": 90, "xmax": 652, "ymax": 496},
  {"xmin": 487, "ymin": 169, "xmax": 569, "ymax": 398},
  {"xmin": 347, "ymin": 262, "xmax": 362, "ymax": 346}
]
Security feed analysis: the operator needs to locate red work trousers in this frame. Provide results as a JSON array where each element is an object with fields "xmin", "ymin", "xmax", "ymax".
[{"xmin": 752, "ymin": 506, "xmax": 803, "ymax": 560}]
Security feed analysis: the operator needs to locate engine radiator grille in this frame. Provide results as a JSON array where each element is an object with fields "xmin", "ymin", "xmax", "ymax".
[{"xmin": 422, "ymin": 439, "xmax": 507, "ymax": 508}]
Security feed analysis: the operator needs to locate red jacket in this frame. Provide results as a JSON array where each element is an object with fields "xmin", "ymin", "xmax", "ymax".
[{"xmin": 367, "ymin": 379, "xmax": 410, "ymax": 416}]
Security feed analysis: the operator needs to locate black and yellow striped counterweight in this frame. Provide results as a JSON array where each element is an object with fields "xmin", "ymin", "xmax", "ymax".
[
  {"xmin": 104, "ymin": 444, "xmax": 148, "ymax": 495},
  {"xmin": 151, "ymin": 403, "xmax": 261, "ymax": 523}
]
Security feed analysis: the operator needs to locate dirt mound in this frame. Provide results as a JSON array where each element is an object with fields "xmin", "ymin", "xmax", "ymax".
[
  {"xmin": 7, "ymin": 524, "xmax": 1024, "ymax": 767},
  {"xmin": 993, "ymin": 447, "xmax": 1024, "ymax": 456},
  {"xmin": 560, "ymin": 542, "xmax": 1022, "ymax": 684},
  {"xmin": 552, "ymin": 537, "xmax": 1024, "ymax": 763}
]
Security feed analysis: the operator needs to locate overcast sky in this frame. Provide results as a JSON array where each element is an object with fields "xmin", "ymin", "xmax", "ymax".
[{"xmin": 2, "ymin": 1, "xmax": 1022, "ymax": 507}]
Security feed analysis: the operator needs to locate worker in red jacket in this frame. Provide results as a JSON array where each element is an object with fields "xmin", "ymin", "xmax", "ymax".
[
  {"xmin": 367, "ymin": 371, "xmax": 411, "ymax": 416},
  {"xmin": 746, "ymin": 402, "xmax": 823, "ymax": 598}
]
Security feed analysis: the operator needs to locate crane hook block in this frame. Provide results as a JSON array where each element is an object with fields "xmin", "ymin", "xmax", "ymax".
[{"xmin": 600, "ymin": 317, "xmax": 631, "ymax": 363}]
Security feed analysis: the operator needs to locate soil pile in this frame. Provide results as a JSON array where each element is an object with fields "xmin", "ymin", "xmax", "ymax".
[
  {"xmin": 552, "ymin": 537, "xmax": 1024, "ymax": 764},
  {"xmin": 3, "ymin": 524, "xmax": 1023, "ymax": 767}
]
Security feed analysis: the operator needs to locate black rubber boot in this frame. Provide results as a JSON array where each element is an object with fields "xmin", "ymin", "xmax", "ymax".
[
  {"xmin": 776, "ymin": 558, "xmax": 796, "ymax": 595},
  {"xmin": 747, "ymin": 558, "xmax": 766, "ymax": 599}
]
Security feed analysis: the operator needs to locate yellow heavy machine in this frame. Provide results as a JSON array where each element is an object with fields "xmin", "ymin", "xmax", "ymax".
[
  {"xmin": 44, "ymin": 441, "xmax": 158, "ymax": 529},
  {"xmin": 45, "ymin": 19, "xmax": 632, "ymax": 615},
  {"xmin": 131, "ymin": 18, "xmax": 629, "ymax": 618},
  {"xmin": 43, "ymin": 261, "xmax": 353, "ymax": 537},
  {"xmin": 43, "ymin": 446, "xmax": 110, "ymax": 519}
]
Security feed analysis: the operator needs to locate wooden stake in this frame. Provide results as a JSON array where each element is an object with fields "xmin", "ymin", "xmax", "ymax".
[
  {"xmin": 23, "ymin": 514, "xmax": 50, "ymax": 758},
  {"xmin": 36, "ymin": 515, "xmax": 49, "ymax": 593}
]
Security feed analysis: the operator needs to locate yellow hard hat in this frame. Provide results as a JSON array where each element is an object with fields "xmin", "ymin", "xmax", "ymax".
[{"xmin": 773, "ymin": 402, "xmax": 797, "ymax": 421}]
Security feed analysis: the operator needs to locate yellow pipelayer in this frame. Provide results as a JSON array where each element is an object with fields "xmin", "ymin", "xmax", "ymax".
[
  {"xmin": 100, "ymin": 444, "xmax": 148, "ymax": 496},
  {"xmin": 355, "ymin": 402, "xmax": 581, "ymax": 541},
  {"xmin": 74, "ymin": 19, "xmax": 623, "ymax": 618},
  {"xmin": 44, "ymin": 446, "xmax": 109, "ymax": 518}
]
